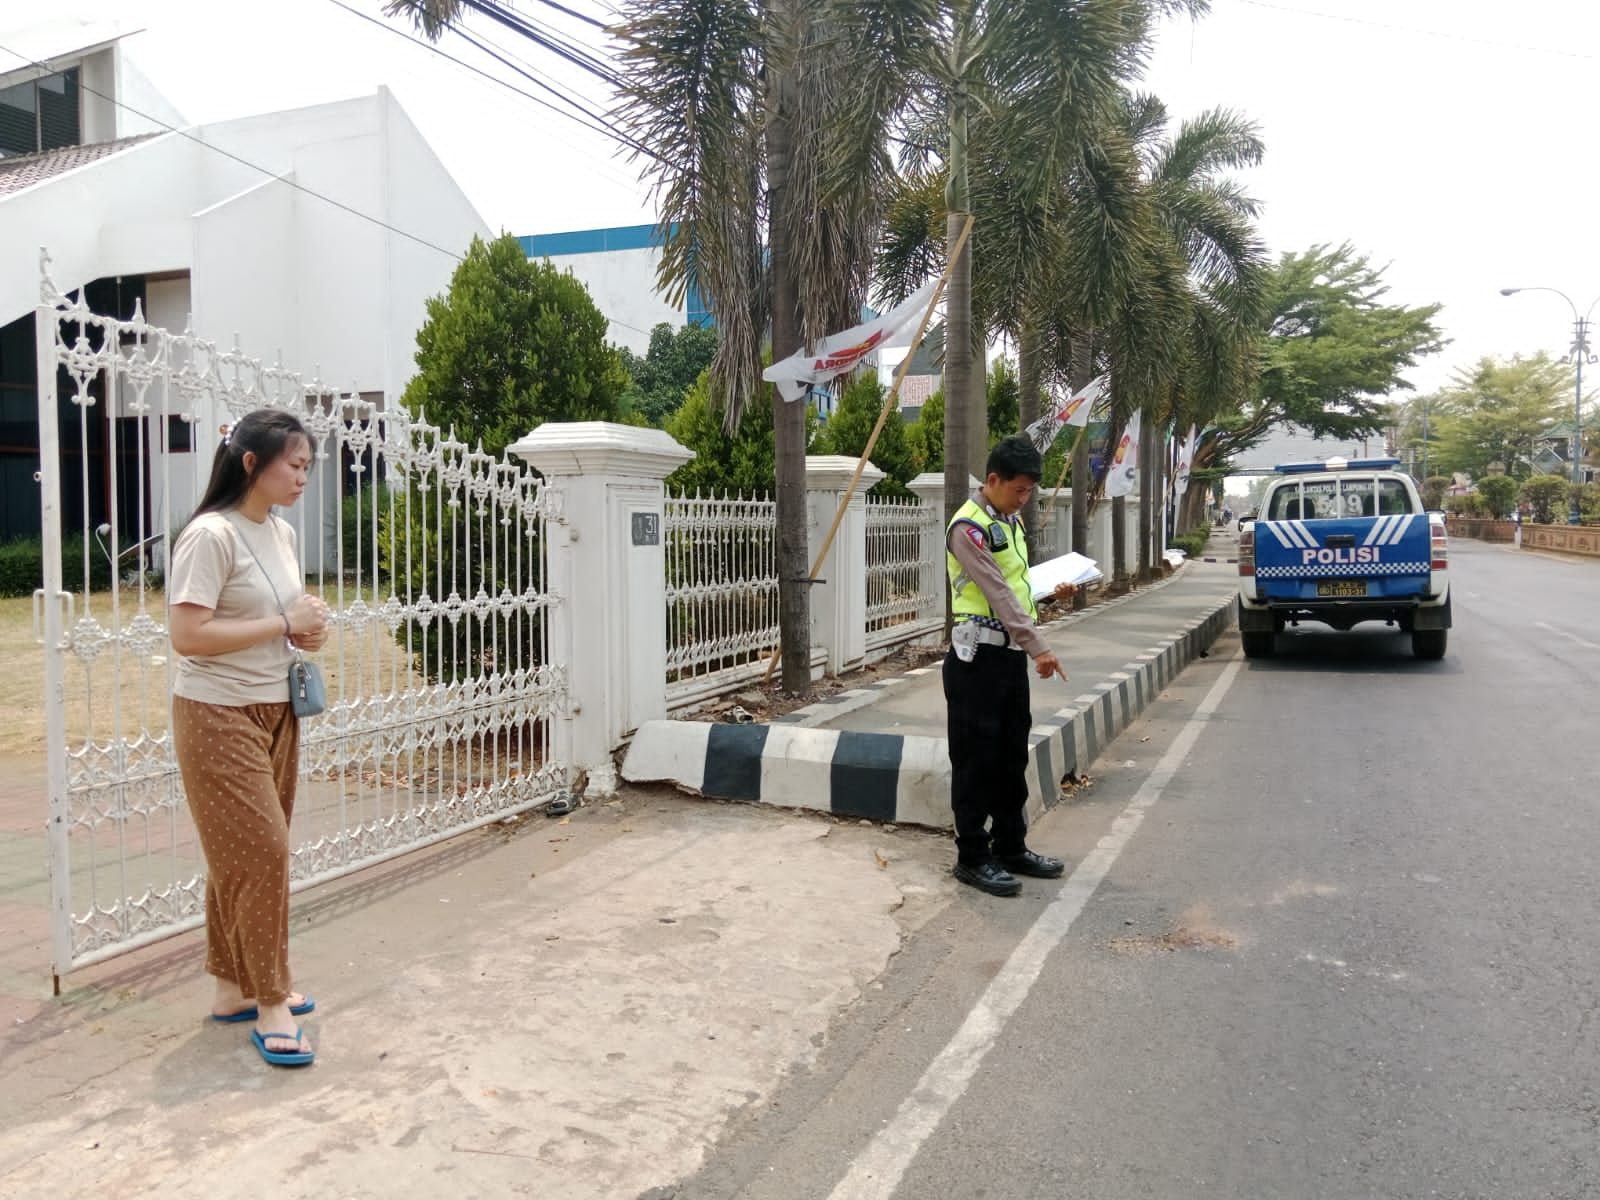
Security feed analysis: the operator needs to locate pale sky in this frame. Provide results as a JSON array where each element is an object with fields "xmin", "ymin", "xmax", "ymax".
[{"xmin": 22, "ymin": 0, "xmax": 1600, "ymax": 400}]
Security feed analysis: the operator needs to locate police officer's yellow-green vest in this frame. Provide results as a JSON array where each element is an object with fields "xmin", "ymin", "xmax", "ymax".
[{"xmin": 946, "ymin": 499, "xmax": 1037, "ymax": 622}]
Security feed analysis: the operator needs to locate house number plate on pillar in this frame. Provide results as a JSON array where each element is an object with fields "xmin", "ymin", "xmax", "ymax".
[{"xmin": 631, "ymin": 512, "xmax": 659, "ymax": 546}]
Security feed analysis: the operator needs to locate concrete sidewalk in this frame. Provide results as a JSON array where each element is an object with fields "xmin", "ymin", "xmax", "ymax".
[
  {"xmin": 0, "ymin": 787, "xmax": 961, "ymax": 1199},
  {"xmin": 624, "ymin": 542, "xmax": 1242, "ymax": 828}
]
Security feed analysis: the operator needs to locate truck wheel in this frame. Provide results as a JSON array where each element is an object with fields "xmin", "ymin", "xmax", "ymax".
[
  {"xmin": 1242, "ymin": 631, "xmax": 1276, "ymax": 659},
  {"xmin": 1412, "ymin": 628, "xmax": 1447, "ymax": 660}
]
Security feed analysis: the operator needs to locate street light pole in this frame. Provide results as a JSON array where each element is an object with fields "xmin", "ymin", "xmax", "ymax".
[
  {"xmin": 1422, "ymin": 395, "xmax": 1430, "ymax": 484},
  {"xmin": 1500, "ymin": 286, "xmax": 1599, "ymax": 525}
]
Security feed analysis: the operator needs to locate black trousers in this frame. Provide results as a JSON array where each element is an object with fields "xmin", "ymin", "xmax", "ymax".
[{"xmin": 943, "ymin": 643, "xmax": 1032, "ymax": 865}]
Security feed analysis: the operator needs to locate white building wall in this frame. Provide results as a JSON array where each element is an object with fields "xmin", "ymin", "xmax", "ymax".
[
  {"xmin": 191, "ymin": 177, "xmax": 296, "ymax": 376},
  {"xmin": 77, "ymin": 46, "xmax": 119, "ymax": 144},
  {"xmin": 380, "ymin": 87, "xmax": 485, "ymax": 403},
  {"xmin": 3, "ymin": 90, "xmax": 488, "ymax": 406},
  {"xmin": 536, "ymin": 245, "xmax": 685, "ymax": 356},
  {"xmin": 109, "ymin": 42, "xmax": 187, "ymax": 138},
  {"xmin": 140, "ymin": 275, "xmax": 202, "ymax": 541},
  {"xmin": 292, "ymin": 133, "xmax": 386, "ymax": 389}
]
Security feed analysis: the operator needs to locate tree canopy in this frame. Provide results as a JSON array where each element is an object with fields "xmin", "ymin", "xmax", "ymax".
[
  {"xmin": 619, "ymin": 321, "xmax": 720, "ymax": 427},
  {"xmin": 1203, "ymin": 243, "xmax": 1445, "ymax": 472},
  {"xmin": 663, "ymin": 371, "xmax": 823, "ymax": 497},
  {"xmin": 402, "ymin": 234, "xmax": 627, "ymax": 456},
  {"xmin": 813, "ymin": 370, "xmax": 916, "ymax": 496},
  {"xmin": 1417, "ymin": 353, "xmax": 1574, "ymax": 481}
]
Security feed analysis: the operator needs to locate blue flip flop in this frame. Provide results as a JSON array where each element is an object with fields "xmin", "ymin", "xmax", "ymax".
[
  {"xmin": 251, "ymin": 1027, "xmax": 315, "ymax": 1067},
  {"xmin": 211, "ymin": 995, "xmax": 315, "ymax": 1024}
]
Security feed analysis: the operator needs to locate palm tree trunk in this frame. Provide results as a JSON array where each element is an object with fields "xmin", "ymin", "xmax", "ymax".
[
  {"xmin": 1069, "ymin": 333, "xmax": 1092, "ymax": 611},
  {"xmin": 1111, "ymin": 488, "xmax": 1129, "ymax": 592},
  {"xmin": 1137, "ymin": 413, "xmax": 1154, "ymax": 582},
  {"xmin": 768, "ymin": 53, "xmax": 811, "ymax": 695},
  {"xmin": 1017, "ymin": 317, "xmax": 1043, "ymax": 559},
  {"xmin": 943, "ymin": 206, "xmax": 974, "ymax": 525},
  {"xmin": 943, "ymin": 75, "xmax": 976, "ymax": 521}
]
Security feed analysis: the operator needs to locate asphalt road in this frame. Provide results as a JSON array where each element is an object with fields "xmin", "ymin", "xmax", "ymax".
[{"xmin": 655, "ymin": 539, "xmax": 1600, "ymax": 1200}]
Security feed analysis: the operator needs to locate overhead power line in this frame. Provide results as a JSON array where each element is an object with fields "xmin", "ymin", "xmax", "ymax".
[
  {"xmin": 456, "ymin": 0, "xmax": 621, "ymax": 84},
  {"xmin": 325, "ymin": 0, "xmax": 655, "ymax": 161}
]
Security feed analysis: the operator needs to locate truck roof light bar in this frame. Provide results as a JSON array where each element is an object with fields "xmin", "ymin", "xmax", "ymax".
[{"xmin": 1273, "ymin": 456, "xmax": 1401, "ymax": 474}]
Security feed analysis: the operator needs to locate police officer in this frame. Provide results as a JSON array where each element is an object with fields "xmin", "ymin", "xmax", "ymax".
[{"xmin": 943, "ymin": 435, "xmax": 1075, "ymax": 897}]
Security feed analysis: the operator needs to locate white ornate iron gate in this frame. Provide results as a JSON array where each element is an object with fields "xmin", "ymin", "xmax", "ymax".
[{"xmin": 34, "ymin": 257, "xmax": 570, "ymax": 982}]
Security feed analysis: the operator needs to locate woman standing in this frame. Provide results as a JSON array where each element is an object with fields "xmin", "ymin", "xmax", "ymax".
[{"xmin": 167, "ymin": 409, "xmax": 330, "ymax": 1067}]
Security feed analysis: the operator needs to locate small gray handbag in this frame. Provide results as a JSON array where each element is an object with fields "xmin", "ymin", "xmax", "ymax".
[{"xmin": 233, "ymin": 516, "xmax": 327, "ymax": 718}]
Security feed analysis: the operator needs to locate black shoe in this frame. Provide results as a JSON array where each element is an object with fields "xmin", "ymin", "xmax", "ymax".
[
  {"xmin": 953, "ymin": 860, "xmax": 1022, "ymax": 897},
  {"xmin": 999, "ymin": 849, "xmax": 1065, "ymax": 879}
]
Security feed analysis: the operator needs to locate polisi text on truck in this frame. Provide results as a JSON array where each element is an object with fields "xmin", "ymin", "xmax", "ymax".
[{"xmin": 1301, "ymin": 546, "xmax": 1380, "ymax": 565}]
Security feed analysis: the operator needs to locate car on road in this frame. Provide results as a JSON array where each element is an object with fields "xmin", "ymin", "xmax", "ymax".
[{"xmin": 1237, "ymin": 457, "xmax": 1450, "ymax": 659}]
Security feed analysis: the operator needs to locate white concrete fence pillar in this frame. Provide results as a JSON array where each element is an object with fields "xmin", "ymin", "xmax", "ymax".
[
  {"xmin": 1035, "ymin": 490, "xmax": 1074, "ymax": 560},
  {"xmin": 906, "ymin": 472, "xmax": 947, "ymax": 617},
  {"xmin": 508, "ymin": 422, "xmax": 693, "ymax": 795},
  {"xmin": 805, "ymin": 456, "xmax": 884, "ymax": 676}
]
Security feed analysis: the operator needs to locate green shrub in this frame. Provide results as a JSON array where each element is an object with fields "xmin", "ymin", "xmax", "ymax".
[
  {"xmin": 1476, "ymin": 474, "xmax": 1519, "ymax": 519},
  {"xmin": 0, "ymin": 533, "xmax": 115, "ymax": 598},
  {"xmin": 1169, "ymin": 531, "xmax": 1208, "ymax": 559},
  {"xmin": 378, "ymin": 487, "xmax": 544, "ymax": 685},
  {"xmin": 1520, "ymin": 474, "xmax": 1571, "ymax": 523},
  {"xmin": 1573, "ymin": 481, "xmax": 1600, "ymax": 522},
  {"xmin": 1445, "ymin": 493, "xmax": 1487, "ymax": 518}
]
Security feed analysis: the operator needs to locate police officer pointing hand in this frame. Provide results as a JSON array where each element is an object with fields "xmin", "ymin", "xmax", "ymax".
[{"xmin": 943, "ymin": 435, "xmax": 1073, "ymax": 897}]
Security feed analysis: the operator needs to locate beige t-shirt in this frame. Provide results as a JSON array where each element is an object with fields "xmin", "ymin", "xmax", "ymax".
[{"xmin": 169, "ymin": 511, "xmax": 303, "ymax": 706}]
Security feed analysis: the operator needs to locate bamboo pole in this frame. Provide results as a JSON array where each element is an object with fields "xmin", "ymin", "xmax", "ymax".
[
  {"xmin": 1043, "ymin": 424, "xmax": 1081, "ymax": 516},
  {"xmin": 762, "ymin": 213, "xmax": 976, "ymax": 684}
]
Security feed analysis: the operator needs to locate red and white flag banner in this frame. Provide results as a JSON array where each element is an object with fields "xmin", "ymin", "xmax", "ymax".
[
  {"xmin": 762, "ymin": 279, "xmax": 942, "ymax": 403},
  {"xmin": 1024, "ymin": 374, "xmax": 1109, "ymax": 452}
]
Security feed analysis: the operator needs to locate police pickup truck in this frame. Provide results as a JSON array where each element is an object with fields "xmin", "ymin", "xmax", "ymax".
[{"xmin": 1237, "ymin": 457, "xmax": 1450, "ymax": 660}]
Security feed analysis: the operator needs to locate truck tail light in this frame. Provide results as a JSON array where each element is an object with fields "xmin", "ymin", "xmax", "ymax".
[
  {"xmin": 1430, "ymin": 524, "xmax": 1448, "ymax": 571},
  {"xmin": 1238, "ymin": 528, "xmax": 1254, "ymax": 576}
]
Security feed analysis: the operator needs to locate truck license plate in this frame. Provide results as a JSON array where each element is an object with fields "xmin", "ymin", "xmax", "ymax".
[{"xmin": 1316, "ymin": 580, "xmax": 1367, "ymax": 597}]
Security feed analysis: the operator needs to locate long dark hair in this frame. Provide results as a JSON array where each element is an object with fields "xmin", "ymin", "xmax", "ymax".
[{"xmin": 187, "ymin": 408, "xmax": 316, "ymax": 525}]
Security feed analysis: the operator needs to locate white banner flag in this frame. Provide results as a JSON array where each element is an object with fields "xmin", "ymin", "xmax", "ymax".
[
  {"xmin": 1104, "ymin": 409, "xmax": 1141, "ymax": 498},
  {"xmin": 761, "ymin": 279, "xmax": 942, "ymax": 402},
  {"xmin": 1173, "ymin": 425, "xmax": 1196, "ymax": 496},
  {"xmin": 1024, "ymin": 374, "xmax": 1108, "ymax": 451}
]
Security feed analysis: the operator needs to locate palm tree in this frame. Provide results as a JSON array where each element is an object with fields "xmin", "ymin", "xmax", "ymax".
[
  {"xmin": 865, "ymin": 1, "xmax": 1200, "ymax": 526},
  {"xmin": 1103, "ymin": 97, "xmax": 1267, "ymax": 583},
  {"xmin": 618, "ymin": 0, "xmax": 947, "ymax": 693},
  {"xmin": 387, "ymin": 0, "xmax": 920, "ymax": 694}
]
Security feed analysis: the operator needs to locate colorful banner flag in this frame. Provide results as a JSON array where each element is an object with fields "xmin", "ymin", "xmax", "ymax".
[
  {"xmin": 1104, "ymin": 409, "xmax": 1141, "ymax": 499},
  {"xmin": 1173, "ymin": 425, "xmax": 1197, "ymax": 496},
  {"xmin": 1024, "ymin": 374, "xmax": 1108, "ymax": 452},
  {"xmin": 761, "ymin": 279, "xmax": 942, "ymax": 402}
]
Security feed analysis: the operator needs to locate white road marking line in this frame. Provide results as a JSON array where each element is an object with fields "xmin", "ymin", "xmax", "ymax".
[
  {"xmin": 825, "ymin": 652, "xmax": 1247, "ymax": 1200},
  {"xmin": 1535, "ymin": 621, "xmax": 1600, "ymax": 652}
]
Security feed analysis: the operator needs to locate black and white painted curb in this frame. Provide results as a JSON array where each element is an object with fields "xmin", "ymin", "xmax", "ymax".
[{"xmin": 622, "ymin": 593, "xmax": 1236, "ymax": 829}]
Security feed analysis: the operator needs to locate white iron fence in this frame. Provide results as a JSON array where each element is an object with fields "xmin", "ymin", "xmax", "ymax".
[
  {"xmin": 35, "ymin": 260, "xmax": 569, "ymax": 980},
  {"xmin": 864, "ymin": 493, "xmax": 943, "ymax": 649},
  {"xmin": 662, "ymin": 489, "xmax": 781, "ymax": 709}
]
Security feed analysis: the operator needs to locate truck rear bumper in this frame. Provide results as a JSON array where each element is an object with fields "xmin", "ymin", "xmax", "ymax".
[{"xmin": 1238, "ymin": 591, "xmax": 1450, "ymax": 632}]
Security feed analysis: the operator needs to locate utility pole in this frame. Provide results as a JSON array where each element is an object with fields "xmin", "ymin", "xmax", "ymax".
[{"xmin": 1501, "ymin": 286, "xmax": 1599, "ymax": 524}]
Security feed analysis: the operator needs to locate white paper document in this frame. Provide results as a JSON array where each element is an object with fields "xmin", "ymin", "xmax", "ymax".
[{"xmin": 1029, "ymin": 552, "xmax": 1103, "ymax": 600}]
